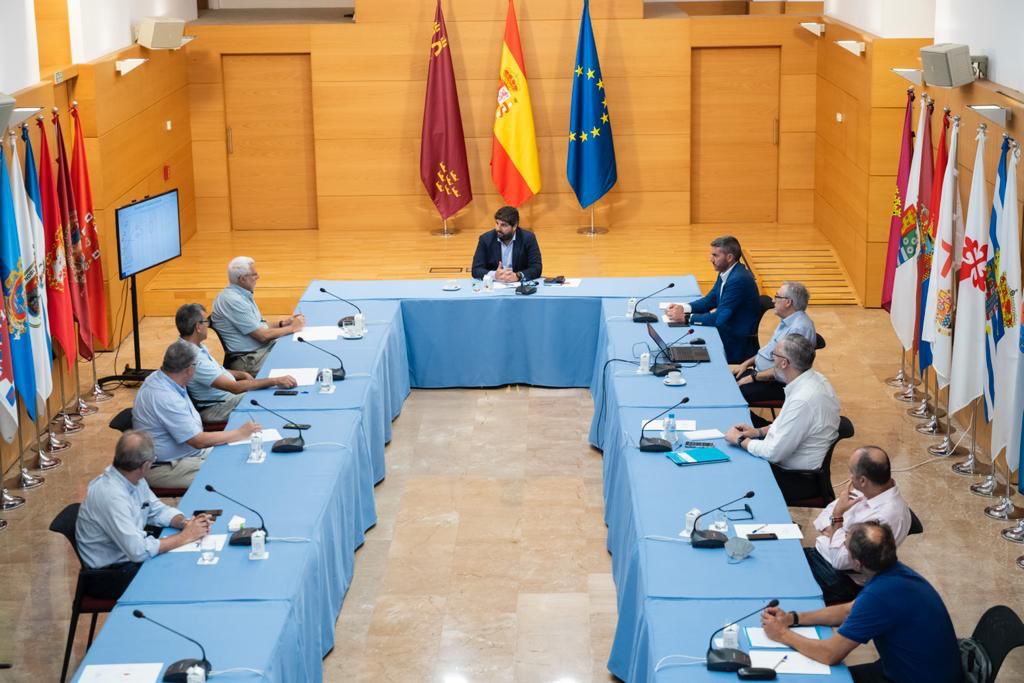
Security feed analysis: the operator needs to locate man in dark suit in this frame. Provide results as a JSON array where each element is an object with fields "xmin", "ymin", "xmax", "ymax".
[
  {"xmin": 665, "ymin": 235, "xmax": 762, "ymax": 363},
  {"xmin": 471, "ymin": 206, "xmax": 543, "ymax": 282}
]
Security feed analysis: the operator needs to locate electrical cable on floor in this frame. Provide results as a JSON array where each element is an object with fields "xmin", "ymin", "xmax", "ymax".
[{"xmin": 654, "ymin": 655, "xmax": 706, "ymax": 671}]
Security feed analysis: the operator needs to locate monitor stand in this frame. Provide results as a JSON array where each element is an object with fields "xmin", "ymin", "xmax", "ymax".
[{"xmin": 98, "ymin": 274, "xmax": 156, "ymax": 386}]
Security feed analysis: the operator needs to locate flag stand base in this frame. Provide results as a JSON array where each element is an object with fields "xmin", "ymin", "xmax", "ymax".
[
  {"xmin": 431, "ymin": 219, "xmax": 459, "ymax": 238},
  {"xmin": 577, "ymin": 226, "xmax": 608, "ymax": 236}
]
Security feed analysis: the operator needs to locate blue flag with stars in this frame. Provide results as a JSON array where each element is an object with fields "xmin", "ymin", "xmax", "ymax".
[{"xmin": 567, "ymin": 0, "xmax": 616, "ymax": 209}]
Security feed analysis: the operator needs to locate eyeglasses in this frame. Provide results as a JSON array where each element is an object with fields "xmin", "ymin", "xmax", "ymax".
[
  {"xmin": 199, "ymin": 317, "xmax": 212, "ymax": 326},
  {"xmin": 771, "ymin": 351, "xmax": 790, "ymax": 363},
  {"xmin": 773, "ymin": 294, "xmax": 791, "ymax": 301},
  {"xmin": 722, "ymin": 503, "xmax": 754, "ymax": 521}
]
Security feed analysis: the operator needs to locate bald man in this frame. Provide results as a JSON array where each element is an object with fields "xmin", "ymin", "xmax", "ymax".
[{"xmin": 805, "ymin": 446, "xmax": 912, "ymax": 604}]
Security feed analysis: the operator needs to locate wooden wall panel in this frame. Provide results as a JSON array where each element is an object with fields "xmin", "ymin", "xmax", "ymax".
[
  {"xmin": 355, "ymin": 0, "xmax": 642, "ymax": 24},
  {"xmin": 34, "ymin": 0, "xmax": 72, "ymax": 77},
  {"xmin": 779, "ymin": 132, "xmax": 814, "ymax": 189},
  {"xmin": 192, "ymin": 141, "xmax": 229, "ymax": 198},
  {"xmin": 780, "ymin": 74, "xmax": 815, "ymax": 132},
  {"xmin": 690, "ymin": 15, "xmax": 817, "ymax": 75},
  {"xmin": 189, "ymin": 83, "xmax": 226, "ymax": 142},
  {"xmin": 187, "ymin": 24, "xmax": 313, "ymax": 84}
]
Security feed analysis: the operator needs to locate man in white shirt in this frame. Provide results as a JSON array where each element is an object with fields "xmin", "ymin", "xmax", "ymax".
[
  {"xmin": 725, "ymin": 334, "xmax": 840, "ymax": 501},
  {"xmin": 76, "ymin": 431, "xmax": 213, "ymax": 598},
  {"xmin": 806, "ymin": 446, "xmax": 912, "ymax": 604}
]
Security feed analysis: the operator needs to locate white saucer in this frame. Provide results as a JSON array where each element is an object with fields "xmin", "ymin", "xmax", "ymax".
[
  {"xmin": 340, "ymin": 331, "xmax": 365, "ymax": 340},
  {"xmin": 663, "ymin": 378, "xmax": 686, "ymax": 386},
  {"xmin": 442, "ymin": 285, "xmax": 461, "ymax": 291}
]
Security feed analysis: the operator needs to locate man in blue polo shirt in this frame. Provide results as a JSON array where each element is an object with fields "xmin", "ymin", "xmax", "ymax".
[
  {"xmin": 211, "ymin": 256, "xmax": 305, "ymax": 374},
  {"xmin": 761, "ymin": 521, "xmax": 962, "ymax": 683},
  {"xmin": 133, "ymin": 340, "xmax": 262, "ymax": 490}
]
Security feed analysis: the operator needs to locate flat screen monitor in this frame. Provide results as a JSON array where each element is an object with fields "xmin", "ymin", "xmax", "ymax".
[{"xmin": 115, "ymin": 189, "xmax": 181, "ymax": 280}]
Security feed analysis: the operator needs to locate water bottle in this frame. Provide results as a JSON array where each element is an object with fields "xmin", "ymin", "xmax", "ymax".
[
  {"xmin": 627, "ymin": 297, "xmax": 638, "ymax": 316},
  {"xmin": 186, "ymin": 665, "xmax": 207, "ymax": 683},
  {"xmin": 249, "ymin": 430, "xmax": 263, "ymax": 463},
  {"xmin": 250, "ymin": 528, "xmax": 266, "ymax": 559},
  {"xmin": 354, "ymin": 312, "xmax": 366, "ymax": 335},
  {"xmin": 483, "ymin": 272, "xmax": 494, "ymax": 290},
  {"xmin": 319, "ymin": 367, "xmax": 334, "ymax": 393},
  {"xmin": 637, "ymin": 351, "xmax": 651, "ymax": 374},
  {"xmin": 662, "ymin": 412, "xmax": 677, "ymax": 445},
  {"xmin": 722, "ymin": 623, "xmax": 739, "ymax": 649}
]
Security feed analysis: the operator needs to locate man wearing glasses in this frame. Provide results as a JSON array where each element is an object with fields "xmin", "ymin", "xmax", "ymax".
[
  {"xmin": 724, "ymin": 334, "xmax": 840, "ymax": 502},
  {"xmin": 732, "ymin": 281, "xmax": 816, "ymax": 404},
  {"xmin": 211, "ymin": 256, "xmax": 305, "ymax": 374},
  {"xmin": 176, "ymin": 303, "xmax": 297, "ymax": 425},
  {"xmin": 132, "ymin": 340, "xmax": 263, "ymax": 490}
]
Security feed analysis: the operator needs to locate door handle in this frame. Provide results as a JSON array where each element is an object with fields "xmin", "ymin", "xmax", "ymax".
[
  {"xmin": 772, "ymin": 119, "xmax": 779, "ymax": 145},
  {"xmin": 226, "ymin": 127, "xmax": 233, "ymax": 155}
]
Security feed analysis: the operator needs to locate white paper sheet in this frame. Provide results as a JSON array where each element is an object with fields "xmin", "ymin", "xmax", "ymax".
[
  {"xmin": 641, "ymin": 419, "xmax": 697, "ymax": 432},
  {"xmin": 292, "ymin": 326, "xmax": 339, "ymax": 342},
  {"xmin": 169, "ymin": 533, "xmax": 228, "ymax": 553},
  {"xmin": 745, "ymin": 626, "xmax": 819, "ymax": 648},
  {"xmin": 227, "ymin": 428, "xmax": 282, "ymax": 446},
  {"xmin": 683, "ymin": 428, "xmax": 724, "ymax": 440},
  {"xmin": 269, "ymin": 367, "xmax": 319, "ymax": 386},
  {"xmin": 749, "ymin": 650, "xmax": 831, "ymax": 675},
  {"xmin": 78, "ymin": 663, "xmax": 163, "ymax": 682},
  {"xmin": 733, "ymin": 523, "xmax": 804, "ymax": 540}
]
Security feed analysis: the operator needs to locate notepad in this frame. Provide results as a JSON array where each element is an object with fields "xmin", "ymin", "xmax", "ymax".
[
  {"xmin": 641, "ymin": 419, "xmax": 697, "ymax": 432},
  {"xmin": 292, "ymin": 326, "xmax": 339, "ymax": 341},
  {"xmin": 269, "ymin": 367, "xmax": 319, "ymax": 386},
  {"xmin": 749, "ymin": 650, "xmax": 831, "ymax": 675},
  {"xmin": 78, "ymin": 663, "xmax": 162, "ymax": 682},
  {"xmin": 683, "ymin": 428, "xmax": 725, "ymax": 440},
  {"xmin": 733, "ymin": 524, "xmax": 804, "ymax": 540},
  {"xmin": 672, "ymin": 447, "xmax": 730, "ymax": 466},
  {"xmin": 169, "ymin": 533, "xmax": 228, "ymax": 553},
  {"xmin": 745, "ymin": 626, "xmax": 820, "ymax": 648},
  {"xmin": 227, "ymin": 428, "xmax": 282, "ymax": 446}
]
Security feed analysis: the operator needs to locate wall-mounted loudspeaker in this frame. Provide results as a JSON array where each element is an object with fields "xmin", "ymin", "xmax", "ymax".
[
  {"xmin": 920, "ymin": 43, "xmax": 975, "ymax": 88},
  {"xmin": 136, "ymin": 17, "xmax": 186, "ymax": 50}
]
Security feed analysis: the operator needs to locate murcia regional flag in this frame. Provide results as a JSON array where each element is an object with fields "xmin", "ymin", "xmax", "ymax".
[{"xmin": 491, "ymin": 0, "xmax": 541, "ymax": 207}]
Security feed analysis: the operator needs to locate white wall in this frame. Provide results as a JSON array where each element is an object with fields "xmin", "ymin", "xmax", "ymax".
[
  {"xmin": 0, "ymin": 0, "xmax": 40, "ymax": 95},
  {"xmin": 67, "ymin": 0, "xmax": 198, "ymax": 64},
  {"xmin": 934, "ymin": 0, "xmax": 1024, "ymax": 93},
  {"xmin": 824, "ymin": 0, "xmax": 934, "ymax": 38}
]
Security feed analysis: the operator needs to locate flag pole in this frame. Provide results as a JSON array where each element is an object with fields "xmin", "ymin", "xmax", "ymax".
[
  {"xmin": 894, "ymin": 348, "xmax": 924, "ymax": 400},
  {"xmin": 91, "ymin": 357, "xmax": 112, "ymax": 402},
  {"xmin": 15, "ymin": 397, "xmax": 44, "ymax": 490},
  {"xmin": 54, "ymin": 357, "xmax": 83, "ymax": 434},
  {"xmin": 577, "ymin": 205, "xmax": 607, "ymax": 236},
  {"xmin": 984, "ymin": 455, "xmax": 1024, "ymax": 520},
  {"xmin": 916, "ymin": 370, "xmax": 948, "ymax": 433},
  {"xmin": 929, "ymin": 383, "xmax": 965, "ymax": 456},
  {"xmin": 431, "ymin": 216, "xmax": 459, "ymax": 238},
  {"xmin": 32, "ymin": 401, "xmax": 61, "ymax": 471},
  {"xmin": 74, "ymin": 358, "xmax": 98, "ymax": 416},
  {"xmin": 907, "ymin": 366, "xmax": 932, "ymax": 416},
  {"xmin": 952, "ymin": 398, "xmax": 992, "ymax": 476},
  {"xmin": 42, "ymin": 397, "xmax": 71, "ymax": 453}
]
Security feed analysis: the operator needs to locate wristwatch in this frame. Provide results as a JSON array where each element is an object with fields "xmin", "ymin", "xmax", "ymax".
[
  {"xmin": 790, "ymin": 611, "xmax": 800, "ymax": 626},
  {"xmin": 737, "ymin": 435, "xmax": 749, "ymax": 447}
]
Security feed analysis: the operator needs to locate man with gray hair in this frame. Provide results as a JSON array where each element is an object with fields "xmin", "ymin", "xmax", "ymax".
[
  {"xmin": 75, "ymin": 431, "xmax": 213, "ymax": 597},
  {"xmin": 664, "ymin": 236, "xmax": 762, "ymax": 363},
  {"xmin": 211, "ymin": 256, "xmax": 305, "ymax": 374},
  {"xmin": 133, "ymin": 339, "xmax": 262, "ymax": 489},
  {"xmin": 177, "ymin": 303, "xmax": 297, "ymax": 424},
  {"xmin": 725, "ymin": 334, "xmax": 840, "ymax": 501},
  {"xmin": 733, "ymin": 280, "xmax": 816, "ymax": 404}
]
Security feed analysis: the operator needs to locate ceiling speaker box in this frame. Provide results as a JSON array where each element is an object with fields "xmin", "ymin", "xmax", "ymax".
[
  {"xmin": 920, "ymin": 43, "xmax": 975, "ymax": 88},
  {"xmin": 136, "ymin": 17, "xmax": 185, "ymax": 50}
]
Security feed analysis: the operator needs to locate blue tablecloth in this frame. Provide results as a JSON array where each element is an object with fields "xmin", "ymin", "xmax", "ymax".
[{"xmin": 72, "ymin": 601, "xmax": 314, "ymax": 682}]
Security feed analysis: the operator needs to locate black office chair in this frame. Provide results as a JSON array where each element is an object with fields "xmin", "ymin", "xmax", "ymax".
[
  {"xmin": 751, "ymin": 294, "xmax": 774, "ymax": 348},
  {"xmin": 50, "ymin": 504, "xmax": 120, "ymax": 683},
  {"xmin": 908, "ymin": 508, "xmax": 923, "ymax": 535},
  {"xmin": 208, "ymin": 319, "xmax": 246, "ymax": 369},
  {"xmin": 779, "ymin": 416, "xmax": 855, "ymax": 508},
  {"xmin": 970, "ymin": 605, "xmax": 1024, "ymax": 682},
  {"xmin": 107, "ymin": 408, "xmax": 186, "ymax": 499},
  {"xmin": 815, "ymin": 333, "xmax": 826, "ymax": 350}
]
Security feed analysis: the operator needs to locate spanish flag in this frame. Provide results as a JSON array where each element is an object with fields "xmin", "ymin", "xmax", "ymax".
[{"xmin": 490, "ymin": 0, "xmax": 541, "ymax": 207}]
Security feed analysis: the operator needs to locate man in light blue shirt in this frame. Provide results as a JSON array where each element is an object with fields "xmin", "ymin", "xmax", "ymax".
[
  {"xmin": 732, "ymin": 280, "xmax": 816, "ymax": 405},
  {"xmin": 211, "ymin": 256, "xmax": 305, "ymax": 374},
  {"xmin": 75, "ymin": 431, "xmax": 213, "ymax": 598},
  {"xmin": 133, "ymin": 340, "xmax": 261, "ymax": 489},
  {"xmin": 177, "ymin": 303, "xmax": 297, "ymax": 424}
]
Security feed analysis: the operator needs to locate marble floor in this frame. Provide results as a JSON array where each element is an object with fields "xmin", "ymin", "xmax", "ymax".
[{"xmin": 1, "ymin": 306, "xmax": 1023, "ymax": 682}]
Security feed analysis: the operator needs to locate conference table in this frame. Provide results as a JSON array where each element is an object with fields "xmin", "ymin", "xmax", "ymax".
[{"xmin": 73, "ymin": 276, "xmax": 849, "ymax": 682}]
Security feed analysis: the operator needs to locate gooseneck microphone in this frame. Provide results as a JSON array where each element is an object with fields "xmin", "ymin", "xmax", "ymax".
[
  {"xmin": 318, "ymin": 286, "xmax": 362, "ymax": 326},
  {"xmin": 638, "ymin": 397, "xmax": 690, "ymax": 452},
  {"xmin": 691, "ymin": 490, "xmax": 756, "ymax": 549},
  {"xmin": 705, "ymin": 599, "xmax": 779, "ymax": 672},
  {"xmin": 295, "ymin": 337, "xmax": 346, "ymax": 380},
  {"xmin": 515, "ymin": 271, "xmax": 537, "ymax": 296},
  {"xmin": 632, "ymin": 282, "xmax": 675, "ymax": 323},
  {"xmin": 249, "ymin": 399, "xmax": 309, "ymax": 453},
  {"xmin": 132, "ymin": 609, "xmax": 212, "ymax": 682},
  {"xmin": 204, "ymin": 483, "xmax": 267, "ymax": 546}
]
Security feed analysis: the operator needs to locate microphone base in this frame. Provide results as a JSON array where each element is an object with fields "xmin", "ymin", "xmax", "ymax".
[
  {"xmin": 639, "ymin": 437, "xmax": 673, "ymax": 453},
  {"xmin": 336, "ymin": 315, "xmax": 356, "ymax": 327},
  {"xmin": 651, "ymin": 363, "xmax": 679, "ymax": 377},
  {"xmin": 706, "ymin": 647, "xmax": 751, "ymax": 672},
  {"xmin": 737, "ymin": 666, "xmax": 778, "ymax": 680},
  {"xmin": 691, "ymin": 529, "xmax": 729, "ymax": 548},
  {"xmin": 515, "ymin": 284, "xmax": 537, "ymax": 295},
  {"xmin": 163, "ymin": 658, "xmax": 211, "ymax": 682},
  {"xmin": 332, "ymin": 367, "xmax": 346, "ymax": 381},
  {"xmin": 228, "ymin": 527, "xmax": 265, "ymax": 546},
  {"xmin": 272, "ymin": 437, "xmax": 305, "ymax": 453},
  {"xmin": 632, "ymin": 310, "xmax": 658, "ymax": 323}
]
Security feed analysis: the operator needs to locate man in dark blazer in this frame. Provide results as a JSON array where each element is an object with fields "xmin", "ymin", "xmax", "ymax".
[
  {"xmin": 471, "ymin": 206, "xmax": 543, "ymax": 282},
  {"xmin": 666, "ymin": 236, "xmax": 762, "ymax": 363}
]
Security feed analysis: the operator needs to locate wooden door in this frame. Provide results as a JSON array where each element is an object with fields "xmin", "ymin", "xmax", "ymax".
[
  {"xmin": 223, "ymin": 54, "xmax": 318, "ymax": 230},
  {"xmin": 691, "ymin": 47, "xmax": 781, "ymax": 223}
]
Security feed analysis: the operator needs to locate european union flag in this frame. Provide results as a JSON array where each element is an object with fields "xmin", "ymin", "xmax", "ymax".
[{"xmin": 567, "ymin": 0, "xmax": 616, "ymax": 209}]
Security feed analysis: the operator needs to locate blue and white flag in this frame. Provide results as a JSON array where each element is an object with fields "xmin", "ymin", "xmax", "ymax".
[
  {"xmin": 983, "ymin": 137, "xmax": 1011, "ymax": 419},
  {"xmin": 0, "ymin": 143, "xmax": 38, "ymax": 418},
  {"xmin": 566, "ymin": 0, "xmax": 616, "ymax": 209}
]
